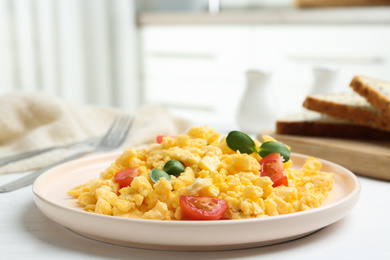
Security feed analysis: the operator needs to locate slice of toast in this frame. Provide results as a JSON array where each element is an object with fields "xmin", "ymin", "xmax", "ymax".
[
  {"xmin": 350, "ymin": 75, "xmax": 390, "ymax": 117},
  {"xmin": 302, "ymin": 92, "xmax": 390, "ymax": 131},
  {"xmin": 276, "ymin": 110, "xmax": 390, "ymax": 139}
]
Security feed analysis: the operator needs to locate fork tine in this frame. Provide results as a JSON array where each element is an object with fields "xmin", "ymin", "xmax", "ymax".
[
  {"xmin": 98, "ymin": 115, "xmax": 122, "ymax": 145},
  {"xmin": 97, "ymin": 114, "xmax": 135, "ymax": 150},
  {"xmin": 112, "ymin": 115, "xmax": 135, "ymax": 147}
]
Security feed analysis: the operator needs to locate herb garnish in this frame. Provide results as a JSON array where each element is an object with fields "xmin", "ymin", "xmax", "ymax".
[{"xmin": 226, "ymin": 130, "xmax": 290, "ymax": 162}]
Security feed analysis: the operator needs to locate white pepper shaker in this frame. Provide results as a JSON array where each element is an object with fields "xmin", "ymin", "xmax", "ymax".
[
  {"xmin": 310, "ymin": 65, "xmax": 340, "ymax": 94},
  {"xmin": 236, "ymin": 69, "xmax": 278, "ymax": 134}
]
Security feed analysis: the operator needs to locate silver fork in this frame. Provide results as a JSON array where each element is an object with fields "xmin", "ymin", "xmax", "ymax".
[{"xmin": 0, "ymin": 114, "xmax": 135, "ymax": 193}]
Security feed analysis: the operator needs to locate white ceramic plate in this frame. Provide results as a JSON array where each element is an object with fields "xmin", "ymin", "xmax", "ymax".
[{"xmin": 33, "ymin": 152, "xmax": 360, "ymax": 251}]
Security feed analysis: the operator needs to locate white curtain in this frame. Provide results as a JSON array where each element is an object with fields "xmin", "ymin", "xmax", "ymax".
[{"xmin": 0, "ymin": 0, "xmax": 140, "ymax": 111}]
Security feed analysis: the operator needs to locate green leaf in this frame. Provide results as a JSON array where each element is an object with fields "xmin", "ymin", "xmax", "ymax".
[
  {"xmin": 259, "ymin": 141, "xmax": 290, "ymax": 162},
  {"xmin": 150, "ymin": 168, "xmax": 171, "ymax": 183},
  {"xmin": 226, "ymin": 131, "xmax": 257, "ymax": 154},
  {"xmin": 163, "ymin": 160, "xmax": 186, "ymax": 175}
]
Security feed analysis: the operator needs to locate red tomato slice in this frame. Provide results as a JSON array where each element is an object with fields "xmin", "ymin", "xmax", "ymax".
[
  {"xmin": 156, "ymin": 135, "xmax": 175, "ymax": 144},
  {"xmin": 179, "ymin": 195, "xmax": 227, "ymax": 220},
  {"xmin": 259, "ymin": 153, "xmax": 288, "ymax": 187},
  {"xmin": 114, "ymin": 167, "xmax": 139, "ymax": 188}
]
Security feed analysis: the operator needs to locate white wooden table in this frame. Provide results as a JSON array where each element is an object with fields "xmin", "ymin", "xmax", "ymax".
[{"xmin": 1, "ymin": 169, "xmax": 389, "ymax": 260}]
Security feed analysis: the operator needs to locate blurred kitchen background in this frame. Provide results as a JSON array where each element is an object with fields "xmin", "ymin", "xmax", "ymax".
[{"xmin": 1, "ymin": 0, "xmax": 390, "ymax": 133}]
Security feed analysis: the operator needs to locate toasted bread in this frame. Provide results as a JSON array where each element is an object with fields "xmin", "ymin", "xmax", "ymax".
[
  {"xmin": 276, "ymin": 110, "xmax": 390, "ymax": 139},
  {"xmin": 350, "ymin": 75, "xmax": 390, "ymax": 117},
  {"xmin": 302, "ymin": 92, "xmax": 390, "ymax": 131}
]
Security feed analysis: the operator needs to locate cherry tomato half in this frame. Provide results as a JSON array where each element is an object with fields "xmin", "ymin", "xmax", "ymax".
[
  {"xmin": 179, "ymin": 195, "xmax": 228, "ymax": 220},
  {"xmin": 114, "ymin": 167, "xmax": 139, "ymax": 189},
  {"xmin": 156, "ymin": 135, "xmax": 175, "ymax": 144},
  {"xmin": 259, "ymin": 153, "xmax": 288, "ymax": 187}
]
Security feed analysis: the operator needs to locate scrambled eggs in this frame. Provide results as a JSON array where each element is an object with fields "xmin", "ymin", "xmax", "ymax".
[{"xmin": 68, "ymin": 126, "xmax": 334, "ymax": 220}]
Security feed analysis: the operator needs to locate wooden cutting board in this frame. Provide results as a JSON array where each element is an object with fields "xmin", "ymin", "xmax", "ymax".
[{"xmin": 257, "ymin": 131, "xmax": 390, "ymax": 181}]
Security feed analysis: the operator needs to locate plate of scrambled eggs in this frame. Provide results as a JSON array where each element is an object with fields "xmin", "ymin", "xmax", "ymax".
[{"xmin": 33, "ymin": 126, "xmax": 360, "ymax": 251}]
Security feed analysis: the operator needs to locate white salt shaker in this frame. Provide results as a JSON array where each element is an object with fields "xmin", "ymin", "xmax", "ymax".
[
  {"xmin": 236, "ymin": 69, "xmax": 278, "ymax": 134},
  {"xmin": 310, "ymin": 65, "xmax": 339, "ymax": 94}
]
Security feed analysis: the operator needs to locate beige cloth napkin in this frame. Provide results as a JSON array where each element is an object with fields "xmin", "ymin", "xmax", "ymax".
[{"xmin": 0, "ymin": 92, "xmax": 195, "ymax": 174}]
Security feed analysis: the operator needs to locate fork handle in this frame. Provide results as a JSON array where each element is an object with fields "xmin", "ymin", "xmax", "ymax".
[
  {"xmin": 0, "ymin": 137, "xmax": 97, "ymax": 167},
  {"xmin": 0, "ymin": 150, "xmax": 92, "ymax": 193},
  {"xmin": 0, "ymin": 147, "xmax": 57, "ymax": 166}
]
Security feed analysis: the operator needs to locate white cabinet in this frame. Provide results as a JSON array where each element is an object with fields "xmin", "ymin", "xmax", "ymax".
[
  {"xmin": 140, "ymin": 26, "xmax": 252, "ymax": 129},
  {"xmin": 139, "ymin": 24, "xmax": 390, "ymax": 131}
]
